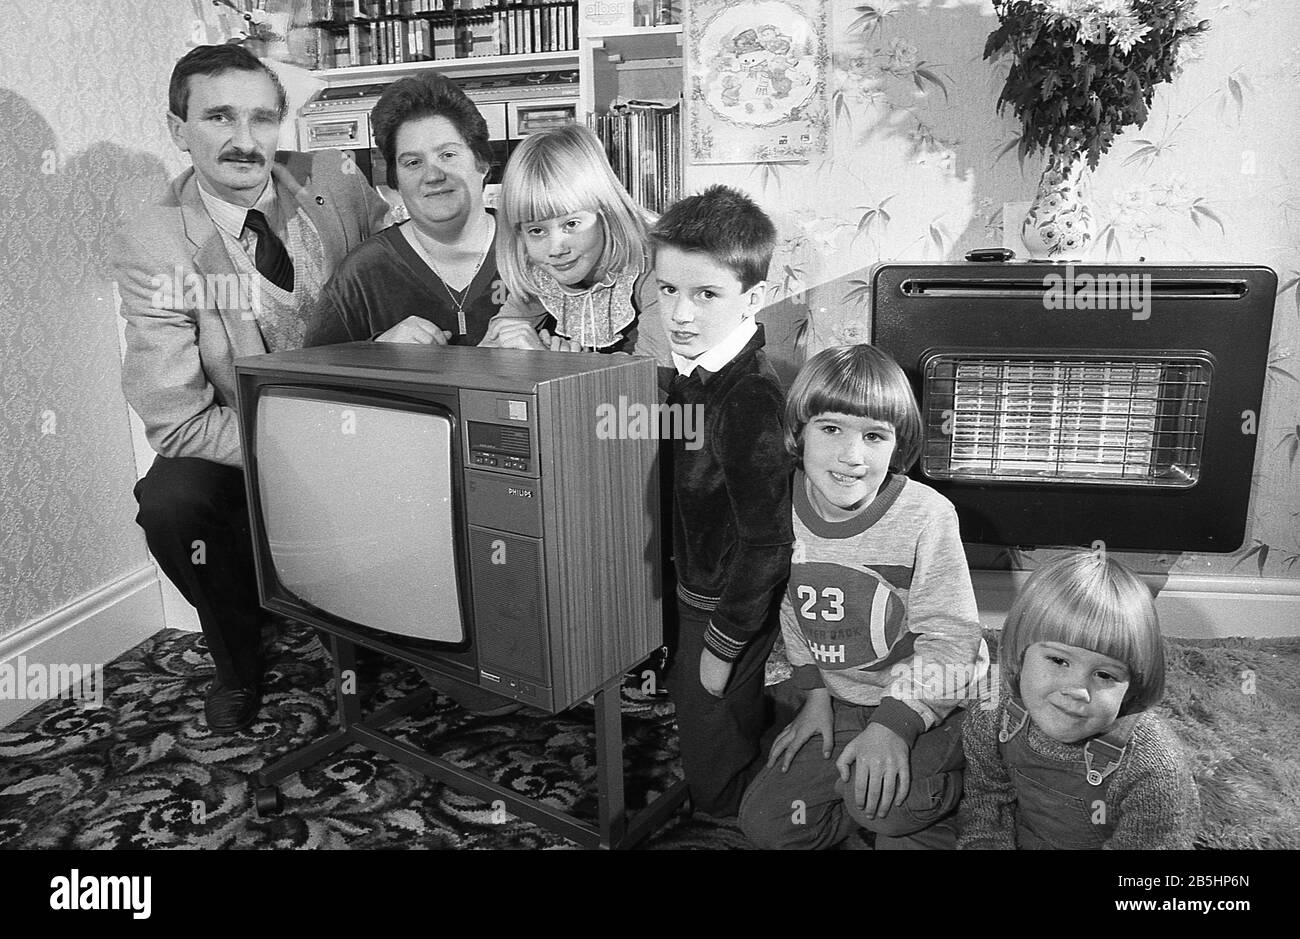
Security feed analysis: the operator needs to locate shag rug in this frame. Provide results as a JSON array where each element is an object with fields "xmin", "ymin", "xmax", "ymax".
[{"xmin": 1, "ymin": 624, "xmax": 1297, "ymax": 849}]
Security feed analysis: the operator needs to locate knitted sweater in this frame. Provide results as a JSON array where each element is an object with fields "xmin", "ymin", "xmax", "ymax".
[
  {"xmin": 669, "ymin": 325, "xmax": 794, "ymax": 661},
  {"xmin": 781, "ymin": 471, "xmax": 986, "ymax": 745},
  {"xmin": 958, "ymin": 696, "xmax": 1201, "ymax": 849}
]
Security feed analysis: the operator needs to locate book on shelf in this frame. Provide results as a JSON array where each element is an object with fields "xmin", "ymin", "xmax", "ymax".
[
  {"xmin": 346, "ymin": 21, "xmax": 369, "ymax": 66},
  {"xmin": 309, "ymin": 1, "xmax": 580, "ymax": 69},
  {"xmin": 592, "ymin": 97, "xmax": 680, "ymax": 214},
  {"xmin": 432, "ymin": 17, "xmax": 454, "ymax": 60},
  {"xmin": 474, "ymin": 16, "xmax": 500, "ymax": 56}
]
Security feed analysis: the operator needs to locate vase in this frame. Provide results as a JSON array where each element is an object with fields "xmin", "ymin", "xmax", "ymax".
[{"xmin": 1021, "ymin": 151, "xmax": 1094, "ymax": 259}]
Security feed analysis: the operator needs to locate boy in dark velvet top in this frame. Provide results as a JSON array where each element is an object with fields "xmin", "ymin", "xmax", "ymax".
[{"xmin": 649, "ymin": 186, "xmax": 794, "ymax": 817}]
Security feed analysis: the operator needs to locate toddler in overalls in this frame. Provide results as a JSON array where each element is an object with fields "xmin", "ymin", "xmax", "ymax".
[{"xmin": 958, "ymin": 552, "xmax": 1200, "ymax": 849}]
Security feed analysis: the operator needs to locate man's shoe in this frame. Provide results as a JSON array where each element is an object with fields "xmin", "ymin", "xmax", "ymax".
[{"xmin": 204, "ymin": 680, "xmax": 261, "ymax": 734}]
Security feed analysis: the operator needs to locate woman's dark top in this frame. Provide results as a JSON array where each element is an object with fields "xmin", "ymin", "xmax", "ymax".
[{"xmin": 306, "ymin": 216, "xmax": 506, "ymax": 347}]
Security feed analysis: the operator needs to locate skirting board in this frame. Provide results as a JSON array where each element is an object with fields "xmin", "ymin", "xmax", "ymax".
[
  {"xmin": 158, "ymin": 566, "xmax": 201, "ymax": 633},
  {"xmin": 0, "ymin": 566, "xmax": 164, "ymax": 728},
  {"xmin": 973, "ymin": 569, "xmax": 1300, "ymax": 638}
]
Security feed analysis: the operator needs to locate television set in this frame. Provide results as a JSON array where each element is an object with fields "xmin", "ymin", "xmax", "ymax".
[{"xmin": 234, "ymin": 342, "xmax": 663, "ymax": 714}]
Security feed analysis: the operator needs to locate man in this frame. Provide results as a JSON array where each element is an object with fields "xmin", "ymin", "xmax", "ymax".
[{"xmin": 111, "ymin": 44, "xmax": 390, "ymax": 733}]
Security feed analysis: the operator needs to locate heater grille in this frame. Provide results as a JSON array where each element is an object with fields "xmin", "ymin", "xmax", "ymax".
[{"xmin": 920, "ymin": 353, "xmax": 1213, "ymax": 488}]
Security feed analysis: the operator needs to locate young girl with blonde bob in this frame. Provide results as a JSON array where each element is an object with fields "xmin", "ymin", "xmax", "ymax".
[
  {"xmin": 958, "ymin": 551, "xmax": 1200, "ymax": 849},
  {"xmin": 481, "ymin": 122, "xmax": 669, "ymax": 363}
]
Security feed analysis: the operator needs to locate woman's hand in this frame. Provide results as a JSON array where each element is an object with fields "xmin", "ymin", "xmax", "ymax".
[{"xmin": 376, "ymin": 316, "xmax": 452, "ymax": 344}]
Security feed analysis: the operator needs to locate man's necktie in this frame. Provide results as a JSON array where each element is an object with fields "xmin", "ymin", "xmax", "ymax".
[{"xmin": 243, "ymin": 209, "xmax": 294, "ymax": 292}]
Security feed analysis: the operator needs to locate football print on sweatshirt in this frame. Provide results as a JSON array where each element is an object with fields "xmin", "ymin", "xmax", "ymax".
[{"xmin": 787, "ymin": 560, "xmax": 916, "ymax": 671}]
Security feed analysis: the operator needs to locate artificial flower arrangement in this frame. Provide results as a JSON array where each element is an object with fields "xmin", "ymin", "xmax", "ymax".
[
  {"xmin": 985, "ymin": 1, "xmax": 1210, "ymax": 168},
  {"xmin": 213, "ymin": 0, "xmax": 285, "ymax": 47}
]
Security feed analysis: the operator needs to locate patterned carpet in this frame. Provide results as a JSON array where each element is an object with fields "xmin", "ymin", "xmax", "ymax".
[
  {"xmin": 2, "ymin": 624, "xmax": 1297, "ymax": 849},
  {"xmin": 0, "ymin": 624, "xmax": 746, "ymax": 849}
]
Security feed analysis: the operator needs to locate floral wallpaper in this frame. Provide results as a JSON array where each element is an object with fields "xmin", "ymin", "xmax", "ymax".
[
  {"xmin": 1, "ymin": 0, "xmax": 1295, "ymax": 647},
  {"xmin": 687, "ymin": 0, "xmax": 1300, "ymax": 581},
  {"xmin": 0, "ymin": 1, "xmax": 204, "ymax": 637}
]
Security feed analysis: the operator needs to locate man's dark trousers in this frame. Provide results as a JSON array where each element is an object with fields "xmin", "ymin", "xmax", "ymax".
[{"xmin": 134, "ymin": 455, "xmax": 263, "ymax": 689}]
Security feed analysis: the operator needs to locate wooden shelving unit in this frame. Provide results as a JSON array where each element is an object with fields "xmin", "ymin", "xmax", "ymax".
[
  {"xmin": 318, "ymin": 48, "xmax": 579, "ymax": 85},
  {"xmin": 305, "ymin": 16, "xmax": 681, "ymax": 120},
  {"xmin": 298, "ymin": 11, "xmax": 684, "ymax": 208}
]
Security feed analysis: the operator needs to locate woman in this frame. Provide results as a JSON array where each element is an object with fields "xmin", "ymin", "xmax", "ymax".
[
  {"xmin": 307, "ymin": 71, "xmax": 545, "ymax": 349},
  {"xmin": 306, "ymin": 74, "xmax": 533, "ymax": 716}
]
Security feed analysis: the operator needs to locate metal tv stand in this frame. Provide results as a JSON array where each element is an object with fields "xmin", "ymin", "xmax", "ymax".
[{"xmin": 252, "ymin": 635, "xmax": 689, "ymax": 849}]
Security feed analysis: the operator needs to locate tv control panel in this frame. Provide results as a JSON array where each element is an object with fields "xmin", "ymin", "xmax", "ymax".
[{"xmin": 460, "ymin": 389, "xmax": 538, "ymax": 478}]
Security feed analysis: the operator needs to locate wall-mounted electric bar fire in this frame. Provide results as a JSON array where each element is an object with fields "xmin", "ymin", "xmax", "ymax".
[{"xmin": 871, "ymin": 262, "xmax": 1277, "ymax": 552}]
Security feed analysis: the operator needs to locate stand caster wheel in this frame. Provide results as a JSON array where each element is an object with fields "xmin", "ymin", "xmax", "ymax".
[{"xmin": 254, "ymin": 786, "xmax": 283, "ymax": 816}]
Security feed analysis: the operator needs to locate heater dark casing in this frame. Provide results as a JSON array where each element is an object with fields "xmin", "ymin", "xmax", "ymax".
[{"xmin": 870, "ymin": 262, "xmax": 1277, "ymax": 552}]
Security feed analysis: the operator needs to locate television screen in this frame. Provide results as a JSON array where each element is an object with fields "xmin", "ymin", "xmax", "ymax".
[{"xmin": 254, "ymin": 388, "xmax": 464, "ymax": 643}]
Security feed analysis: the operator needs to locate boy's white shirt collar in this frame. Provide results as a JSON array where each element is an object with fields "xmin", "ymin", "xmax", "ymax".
[
  {"xmin": 197, "ymin": 179, "xmax": 278, "ymax": 241},
  {"xmin": 672, "ymin": 317, "xmax": 758, "ymax": 377}
]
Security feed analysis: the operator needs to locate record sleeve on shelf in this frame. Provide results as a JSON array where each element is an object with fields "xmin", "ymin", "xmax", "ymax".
[{"xmin": 592, "ymin": 97, "xmax": 681, "ymax": 214}]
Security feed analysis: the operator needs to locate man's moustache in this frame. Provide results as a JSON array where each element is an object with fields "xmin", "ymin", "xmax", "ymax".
[{"xmin": 220, "ymin": 151, "xmax": 264, "ymax": 163}]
